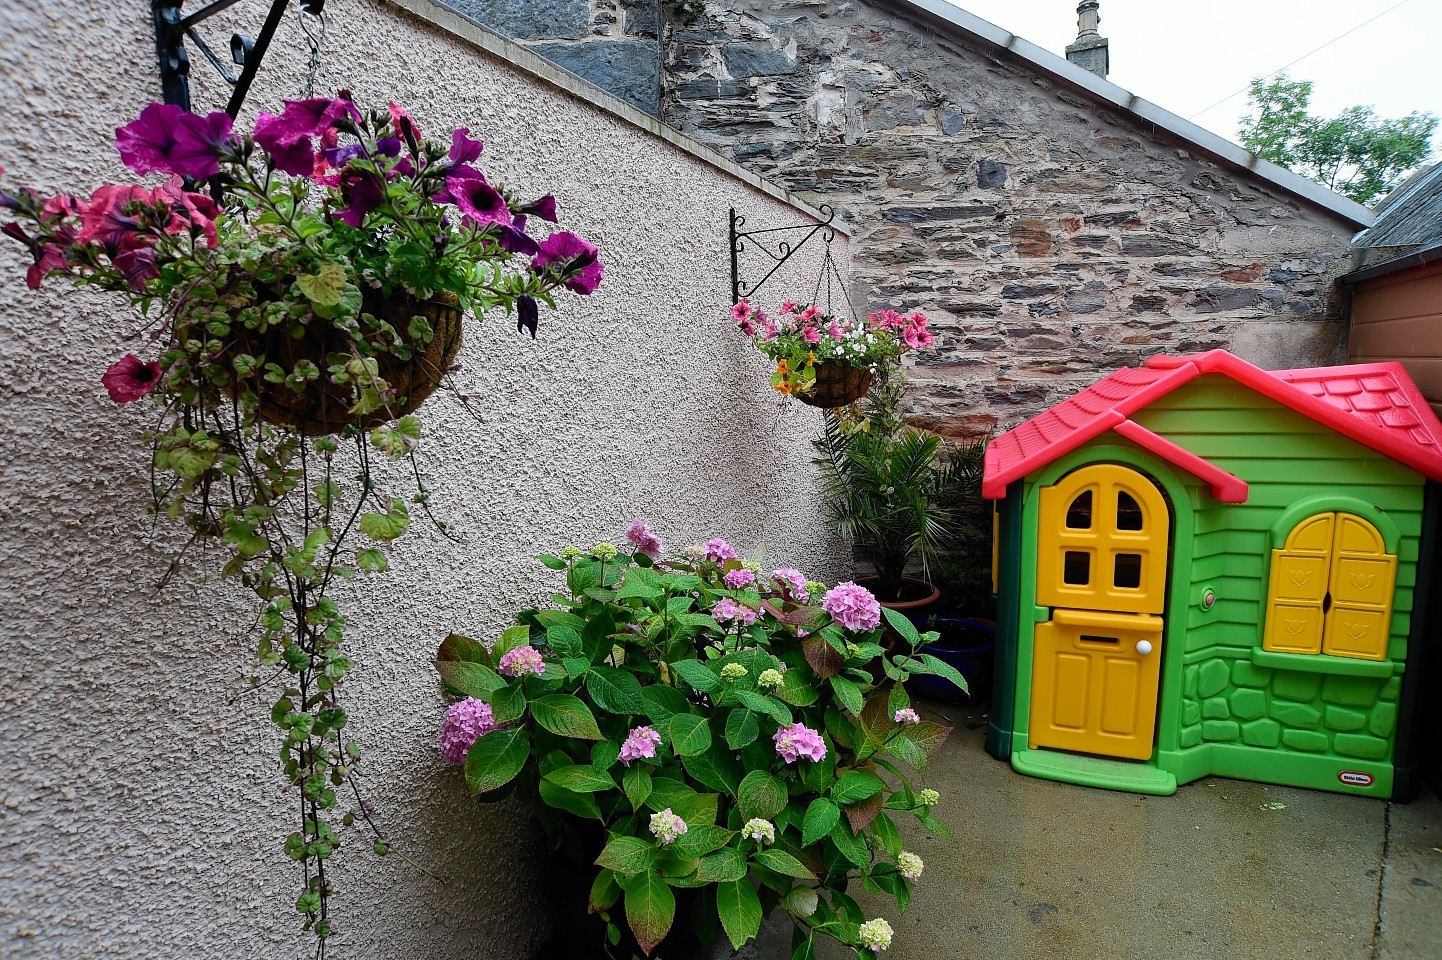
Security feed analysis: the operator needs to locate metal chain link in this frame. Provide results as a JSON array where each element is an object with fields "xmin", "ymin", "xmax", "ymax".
[{"xmin": 297, "ymin": 3, "xmax": 330, "ymax": 98}]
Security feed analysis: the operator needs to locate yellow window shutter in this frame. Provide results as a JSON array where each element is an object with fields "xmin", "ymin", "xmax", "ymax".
[
  {"xmin": 1323, "ymin": 514, "xmax": 1396, "ymax": 661},
  {"xmin": 1262, "ymin": 513, "xmax": 1333, "ymax": 655}
]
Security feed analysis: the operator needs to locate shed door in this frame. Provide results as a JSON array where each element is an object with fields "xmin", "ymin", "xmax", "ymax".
[{"xmin": 1030, "ymin": 465, "xmax": 1170, "ymax": 761}]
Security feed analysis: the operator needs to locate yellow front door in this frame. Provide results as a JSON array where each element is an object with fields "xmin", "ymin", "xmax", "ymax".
[{"xmin": 1030, "ymin": 465, "xmax": 1170, "ymax": 761}]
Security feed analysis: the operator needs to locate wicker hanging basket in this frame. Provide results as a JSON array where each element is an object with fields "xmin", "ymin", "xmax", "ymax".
[
  {"xmin": 219, "ymin": 290, "xmax": 464, "ymax": 434},
  {"xmin": 796, "ymin": 361, "xmax": 873, "ymax": 408}
]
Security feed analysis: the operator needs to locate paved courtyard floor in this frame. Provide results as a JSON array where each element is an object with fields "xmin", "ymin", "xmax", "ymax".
[{"xmin": 741, "ymin": 697, "xmax": 1442, "ymax": 960}]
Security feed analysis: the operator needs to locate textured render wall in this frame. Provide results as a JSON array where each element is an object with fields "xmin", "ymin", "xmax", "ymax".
[
  {"xmin": 661, "ymin": 0, "xmax": 1362, "ymax": 436},
  {"xmin": 441, "ymin": 0, "xmax": 664, "ymax": 114},
  {"xmin": 0, "ymin": 1, "xmax": 847, "ymax": 957}
]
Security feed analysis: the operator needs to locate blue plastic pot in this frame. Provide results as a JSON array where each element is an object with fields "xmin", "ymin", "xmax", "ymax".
[{"xmin": 909, "ymin": 616, "xmax": 997, "ymax": 702}]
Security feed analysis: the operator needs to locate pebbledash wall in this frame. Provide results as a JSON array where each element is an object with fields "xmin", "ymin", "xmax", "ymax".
[
  {"xmin": 0, "ymin": 1, "xmax": 847, "ymax": 957},
  {"xmin": 656, "ymin": 0, "xmax": 1376, "ymax": 437}
]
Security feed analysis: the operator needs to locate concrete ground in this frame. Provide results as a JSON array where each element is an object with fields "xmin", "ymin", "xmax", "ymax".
[{"xmin": 819, "ymin": 698, "xmax": 1442, "ymax": 960}]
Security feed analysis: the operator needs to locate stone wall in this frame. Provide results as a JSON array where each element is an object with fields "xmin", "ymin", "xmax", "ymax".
[
  {"xmin": 442, "ymin": 0, "xmax": 663, "ymax": 114},
  {"xmin": 0, "ymin": 1, "xmax": 845, "ymax": 956},
  {"xmin": 660, "ymin": 0, "xmax": 1364, "ymax": 437}
]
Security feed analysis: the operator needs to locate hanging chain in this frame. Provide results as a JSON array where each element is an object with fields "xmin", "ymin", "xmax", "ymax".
[{"xmin": 297, "ymin": 2, "xmax": 330, "ymax": 98}]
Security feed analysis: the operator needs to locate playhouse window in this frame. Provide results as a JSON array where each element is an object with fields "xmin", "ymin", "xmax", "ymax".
[
  {"xmin": 1065, "ymin": 491, "xmax": 1093, "ymax": 529},
  {"xmin": 1262, "ymin": 512, "xmax": 1396, "ymax": 662}
]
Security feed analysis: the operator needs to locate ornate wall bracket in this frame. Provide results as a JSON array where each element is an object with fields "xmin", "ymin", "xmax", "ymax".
[
  {"xmin": 729, "ymin": 204, "xmax": 839, "ymax": 305},
  {"xmin": 151, "ymin": 0, "xmax": 325, "ymax": 117}
]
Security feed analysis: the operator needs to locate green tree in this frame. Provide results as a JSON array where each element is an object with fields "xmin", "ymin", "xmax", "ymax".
[{"xmin": 1239, "ymin": 74, "xmax": 1437, "ymax": 207}]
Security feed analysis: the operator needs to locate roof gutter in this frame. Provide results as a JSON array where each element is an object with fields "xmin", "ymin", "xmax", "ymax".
[{"xmin": 1338, "ymin": 240, "xmax": 1442, "ymax": 286}]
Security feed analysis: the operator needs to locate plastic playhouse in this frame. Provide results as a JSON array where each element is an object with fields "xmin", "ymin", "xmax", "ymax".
[{"xmin": 982, "ymin": 350, "xmax": 1442, "ymax": 798}]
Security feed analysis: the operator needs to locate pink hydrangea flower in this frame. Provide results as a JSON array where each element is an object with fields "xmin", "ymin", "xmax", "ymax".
[
  {"xmin": 770, "ymin": 568, "xmax": 809, "ymax": 602},
  {"xmin": 626, "ymin": 520, "xmax": 663, "ymax": 559},
  {"xmin": 650, "ymin": 808, "xmax": 688, "ymax": 845},
  {"xmin": 774, "ymin": 723, "xmax": 827, "ymax": 763},
  {"xmin": 712, "ymin": 598, "xmax": 758, "ymax": 626},
  {"xmin": 497, "ymin": 644, "xmax": 545, "ymax": 677},
  {"xmin": 619, "ymin": 725, "xmax": 662, "ymax": 766},
  {"xmin": 704, "ymin": 538, "xmax": 737, "ymax": 563},
  {"xmin": 822, "ymin": 581, "xmax": 882, "ymax": 632},
  {"xmin": 894, "ymin": 708, "xmax": 921, "ymax": 725},
  {"xmin": 723, "ymin": 568, "xmax": 756, "ymax": 589},
  {"xmin": 439, "ymin": 698, "xmax": 495, "ymax": 766}
]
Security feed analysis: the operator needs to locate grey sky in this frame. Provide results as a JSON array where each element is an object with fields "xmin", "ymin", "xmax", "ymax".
[{"xmin": 942, "ymin": 0, "xmax": 1442, "ymax": 149}]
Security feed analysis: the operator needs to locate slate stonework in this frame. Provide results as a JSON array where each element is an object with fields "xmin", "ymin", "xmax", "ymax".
[{"xmin": 659, "ymin": 1, "xmax": 1359, "ymax": 434}]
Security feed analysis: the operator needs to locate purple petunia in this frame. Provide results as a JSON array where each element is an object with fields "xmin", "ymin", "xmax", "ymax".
[
  {"xmin": 822, "ymin": 581, "xmax": 882, "ymax": 632},
  {"xmin": 115, "ymin": 103, "xmax": 235, "ymax": 181},
  {"xmin": 439, "ymin": 698, "xmax": 495, "ymax": 766},
  {"xmin": 517, "ymin": 194, "xmax": 557, "ymax": 223},
  {"xmin": 447, "ymin": 173, "xmax": 513, "ymax": 229},
  {"xmin": 532, "ymin": 230, "xmax": 603, "ymax": 295},
  {"xmin": 449, "ymin": 127, "xmax": 484, "ymax": 165},
  {"xmin": 774, "ymin": 723, "xmax": 827, "ymax": 764},
  {"xmin": 253, "ymin": 97, "xmax": 358, "ymax": 177}
]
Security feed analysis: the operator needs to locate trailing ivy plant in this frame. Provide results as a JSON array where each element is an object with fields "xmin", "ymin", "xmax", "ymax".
[{"xmin": 1, "ymin": 94, "xmax": 603, "ymax": 955}]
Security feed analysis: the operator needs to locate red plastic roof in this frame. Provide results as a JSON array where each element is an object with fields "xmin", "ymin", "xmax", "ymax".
[{"xmin": 981, "ymin": 349, "xmax": 1442, "ymax": 499}]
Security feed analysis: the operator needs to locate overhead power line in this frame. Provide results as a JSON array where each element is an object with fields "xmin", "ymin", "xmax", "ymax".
[{"xmin": 1187, "ymin": 0, "xmax": 1412, "ymax": 120}]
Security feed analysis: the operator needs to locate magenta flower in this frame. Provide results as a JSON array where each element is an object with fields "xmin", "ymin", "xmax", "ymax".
[
  {"xmin": 113, "ymin": 246, "xmax": 160, "ymax": 292},
  {"xmin": 780, "ymin": 300, "xmax": 797, "ymax": 314},
  {"xmin": 723, "ymin": 568, "xmax": 756, "ymax": 589},
  {"xmin": 24, "ymin": 243, "xmax": 68, "ymax": 290},
  {"xmin": 703, "ymin": 538, "xmax": 737, "ymax": 563},
  {"xmin": 448, "ymin": 173, "xmax": 513, "ymax": 229},
  {"xmin": 626, "ymin": 520, "xmax": 663, "ymax": 559},
  {"xmin": 770, "ymin": 568, "xmax": 809, "ymax": 602},
  {"xmin": 731, "ymin": 300, "xmax": 752, "ymax": 322},
  {"xmin": 102, "ymin": 354, "xmax": 162, "ymax": 403},
  {"xmin": 894, "ymin": 708, "xmax": 921, "ymax": 725},
  {"xmin": 712, "ymin": 597, "xmax": 758, "ymax": 626},
  {"xmin": 497, "ymin": 644, "xmax": 545, "ymax": 677},
  {"xmin": 440, "ymin": 698, "xmax": 496, "ymax": 766},
  {"xmin": 335, "ymin": 168, "xmax": 385, "ymax": 227},
  {"xmin": 802, "ymin": 325, "xmax": 821, "ymax": 345},
  {"xmin": 76, "ymin": 184, "xmax": 152, "ymax": 248},
  {"xmin": 533, "ymin": 230, "xmax": 603, "ymax": 295},
  {"xmin": 619, "ymin": 725, "xmax": 663, "ymax": 766},
  {"xmin": 158, "ymin": 177, "xmax": 220, "ymax": 247},
  {"xmin": 518, "ymin": 194, "xmax": 558, "ymax": 223},
  {"xmin": 115, "ymin": 103, "xmax": 234, "ymax": 181},
  {"xmin": 822, "ymin": 581, "xmax": 882, "ymax": 632},
  {"xmin": 449, "ymin": 127, "xmax": 483, "ymax": 165},
  {"xmin": 253, "ymin": 97, "xmax": 358, "ymax": 176},
  {"xmin": 774, "ymin": 723, "xmax": 827, "ymax": 764},
  {"xmin": 387, "ymin": 100, "xmax": 421, "ymax": 145}
]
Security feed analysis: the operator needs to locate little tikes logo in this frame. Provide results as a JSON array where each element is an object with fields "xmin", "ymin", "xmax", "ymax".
[{"xmin": 1338, "ymin": 770, "xmax": 1374, "ymax": 787}]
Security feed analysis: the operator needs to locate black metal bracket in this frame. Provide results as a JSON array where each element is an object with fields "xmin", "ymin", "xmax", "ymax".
[
  {"xmin": 729, "ymin": 204, "xmax": 839, "ymax": 305},
  {"xmin": 152, "ymin": 0, "xmax": 325, "ymax": 117}
]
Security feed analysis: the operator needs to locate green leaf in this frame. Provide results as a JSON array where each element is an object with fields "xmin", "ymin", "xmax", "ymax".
[
  {"xmin": 539, "ymin": 778, "xmax": 603, "ymax": 820},
  {"xmin": 595, "ymin": 835, "xmax": 656, "ymax": 876},
  {"xmin": 737, "ymin": 771, "xmax": 788, "ymax": 820},
  {"xmin": 881, "ymin": 606, "xmax": 921, "ymax": 646},
  {"xmin": 916, "ymin": 653, "xmax": 971, "ymax": 695},
  {"xmin": 294, "ymin": 262, "xmax": 347, "ymax": 307},
  {"xmin": 716, "ymin": 878, "xmax": 763, "ymax": 950},
  {"xmin": 436, "ymin": 661, "xmax": 505, "ymax": 700},
  {"xmin": 829, "ymin": 675, "xmax": 863, "ymax": 716},
  {"xmin": 463, "ymin": 728, "xmax": 529, "ymax": 794},
  {"xmin": 776, "ymin": 671, "xmax": 819, "ymax": 707},
  {"xmin": 681, "ymin": 750, "xmax": 740, "ymax": 795},
  {"xmin": 871, "ymin": 811, "xmax": 902, "ymax": 858},
  {"xmin": 538, "ymin": 554, "xmax": 568, "ymax": 571},
  {"xmin": 359, "ymin": 497, "xmax": 410, "ymax": 542},
  {"xmin": 587, "ymin": 666, "xmax": 646, "ymax": 715},
  {"xmin": 888, "ymin": 720, "xmax": 953, "ymax": 771},
  {"xmin": 590, "ymin": 868, "xmax": 622, "ymax": 912},
  {"xmin": 489, "ymin": 683, "xmax": 526, "ymax": 725},
  {"xmin": 494, "ymin": 624, "xmax": 532, "ymax": 659},
  {"xmin": 544, "ymin": 765, "xmax": 616, "ymax": 794},
  {"xmin": 545, "ymin": 625, "xmax": 583, "ymax": 659},
  {"xmin": 642, "ymin": 685, "xmax": 689, "ymax": 724},
  {"xmin": 802, "ymin": 797, "xmax": 840, "ymax": 847},
  {"xmin": 673, "ymin": 823, "xmax": 731, "ymax": 859},
  {"xmin": 671, "ymin": 659, "xmax": 719, "ymax": 694},
  {"xmin": 725, "ymin": 709, "xmax": 760, "ymax": 750},
  {"xmin": 830, "ymin": 770, "xmax": 885, "ymax": 805},
  {"xmin": 531, "ymin": 695, "xmax": 604, "ymax": 740},
  {"xmin": 695, "ymin": 848, "xmax": 748, "ymax": 883},
  {"xmin": 438, "ymin": 632, "xmax": 488, "ymax": 664},
  {"xmin": 623, "ymin": 766, "xmax": 653, "ymax": 811},
  {"xmin": 623, "ymin": 871, "xmax": 676, "ymax": 956},
  {"xmin": 754, "ymin": 848, "xmax": 813, "ymax": 880},
  {"xmin": 355, "ymin": 547, "xmax": 388, "ymax": 573},
  {"xmin": 830, "ymin": 818, "xmax": 870, "ymax": 868},
  {"xmin": 736, "ymin": 690, "xmax": 791, "ymax": 726},
  {"xmin": 669, "ymin": 714, "xmax": 712, "ymax": 757}
]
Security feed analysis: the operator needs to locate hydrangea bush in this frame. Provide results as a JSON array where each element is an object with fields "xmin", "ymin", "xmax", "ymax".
[
  {"xmin": 435, "ymin": 523, "xmax": 963, "ymax": 958},
  {"xmin": 731, "ymin": 300, "xmax": 934, "ymax": 399}
]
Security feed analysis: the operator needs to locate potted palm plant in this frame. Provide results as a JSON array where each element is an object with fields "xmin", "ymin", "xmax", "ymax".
[{"xmin": 812, "ymin": 371, "xmax": 966, "ymax": 612}]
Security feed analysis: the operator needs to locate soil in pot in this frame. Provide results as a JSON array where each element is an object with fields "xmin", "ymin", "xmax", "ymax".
[{"xmin": 909, "ymin": 616, "xmax": 996, "ymax": 703}]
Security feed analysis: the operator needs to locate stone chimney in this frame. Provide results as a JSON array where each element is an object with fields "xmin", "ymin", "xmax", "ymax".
[{"xmin": 1066, "ymin": 1, "xmax": 1110, "ymax": 79}]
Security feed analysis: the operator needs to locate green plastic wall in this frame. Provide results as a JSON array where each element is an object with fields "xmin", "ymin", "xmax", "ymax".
[{"xmin": 1006, "ymin": 374, "xmax": 1425, "ymax": 798}]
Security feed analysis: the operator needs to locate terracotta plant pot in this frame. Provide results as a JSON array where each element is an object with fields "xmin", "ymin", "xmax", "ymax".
[
  {"xmin": 212, "ymin": 290, "xmax": 464, "ymax": 434},
  {"xmin": 797, "ymin": 360, "xmax": 873, "ymax": 408}
]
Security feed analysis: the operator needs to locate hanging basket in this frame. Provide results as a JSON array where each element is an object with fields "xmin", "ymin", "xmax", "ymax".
[
  {"xmin": 218, "ymin": 290, "xmax": 464, "ymax": 434},
  {"xmin": 796, "ymin": 361, "xmax": 873, "ymax": 408}
]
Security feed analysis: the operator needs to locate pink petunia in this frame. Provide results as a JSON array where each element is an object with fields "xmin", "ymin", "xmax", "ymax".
[
  {"xmin": 731, "ymin": 300, "xmax": 752, "ymax": 322},
  {"xmin": 102, "ymin": 354, "xmax": 162, "ymax": 403}
]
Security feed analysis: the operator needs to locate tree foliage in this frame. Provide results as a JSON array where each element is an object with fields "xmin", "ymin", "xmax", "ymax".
[{"xmin": 1239, "ymin": 74, "xmax": 1437, "ymax": 207}]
